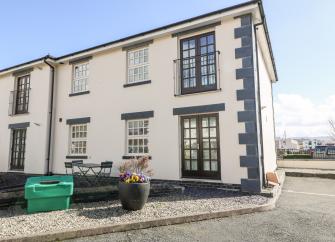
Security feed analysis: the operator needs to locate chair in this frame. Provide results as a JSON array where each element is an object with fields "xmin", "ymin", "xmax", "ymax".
[
  {"xmin": 64, "ymin": 162, "xmax": 73, "ymax": 175},
  {"xmin": 72, "ymin": 160, "xmax": 83, "ymax": 176},
  {"xmin": 99, "ymin": 161, "xmax": 113, "ymax": 177}
]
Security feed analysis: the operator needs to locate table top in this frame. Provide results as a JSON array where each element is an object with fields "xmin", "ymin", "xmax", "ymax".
[{"xmin": 74, "ymin": 163, "xmax": 101, "ymax": 168}]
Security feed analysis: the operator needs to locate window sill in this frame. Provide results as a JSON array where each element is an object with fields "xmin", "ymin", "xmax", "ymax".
[
  {"xmin": 69, "ymin": 91, "xmax": 90, "ymax": 97},
  {"xmin": 66, "ymin": 155, "xmax": 88, "ymax": 159},
  {"xmin": 122, "ymin": 155, "xmax": 152, "ymax": 160},
  {"xmin": 175, "ymin": 88, "xmax": 221, "ymax": 97},
  {"xmin": 123, "ymin": 80, "xmax": 151, "ymax": 88},
  {"xmin": 9, "ymin": 112, "xmax": 30, "ymax": 116},
  {"xmin": 8, "ymin": 169, "xmax": 24, "ymax": 173}
]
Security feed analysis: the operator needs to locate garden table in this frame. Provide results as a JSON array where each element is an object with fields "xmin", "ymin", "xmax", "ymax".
[{"xmin": 73, "ymin": 163, "xmax": 102, "ymax": 185}]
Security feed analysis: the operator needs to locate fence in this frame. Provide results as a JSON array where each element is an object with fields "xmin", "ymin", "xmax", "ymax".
[{"xmin": 277, "ymin": 148, "xmax": 335, "ymax": 160}]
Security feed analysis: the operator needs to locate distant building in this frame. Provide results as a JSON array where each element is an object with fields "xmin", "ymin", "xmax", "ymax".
[{"xmin": 276, "ymin": 138, "xmax": 299, "ymax": 150}]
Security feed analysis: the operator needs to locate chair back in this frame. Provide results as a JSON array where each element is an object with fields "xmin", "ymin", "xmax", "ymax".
[
  {"xmin": 72, "ymin": 160, "xmax": 83, "ymax": 164},
  {"xmin": 64, "ymin": 162, "xmax": 73, "ymax": 168},
  {"xmin": 101, "ymin": 161, "xmax": 113, "ymax": 168}
]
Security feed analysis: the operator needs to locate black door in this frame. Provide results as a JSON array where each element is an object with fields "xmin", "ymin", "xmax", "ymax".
[
  {"xmin": 10, "ymin": 129, "xmax": 27, "ymax": 171},
  {"xmin": 15, "ymin": 75, "xmax": 30, "ymax": 114},
  {"xmin": 180, "ymin": 32, "xmax": 217, "ymax": 94},
  {"xmin": 181, "ymin": 114, "xmax": 220, "ymax": 179}
]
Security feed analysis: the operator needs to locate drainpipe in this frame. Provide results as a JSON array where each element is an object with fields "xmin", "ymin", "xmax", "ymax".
[
  {"xmin": 253, "ymin": 22, "xmax": 266, "ymax": 187},
  {"xmin": 43, "ymin": 57, "xmax": 55, "ymax": 176}
]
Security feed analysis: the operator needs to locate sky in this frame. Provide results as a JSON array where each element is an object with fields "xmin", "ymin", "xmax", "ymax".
[{"xmin": 0, "ymin": 0, "xmax": 334, "ymax": 138}]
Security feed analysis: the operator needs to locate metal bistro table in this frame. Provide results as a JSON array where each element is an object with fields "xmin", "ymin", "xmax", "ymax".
[{"xmin": 73, "ymin": 163, "xmax": 102, "ymax": 185}]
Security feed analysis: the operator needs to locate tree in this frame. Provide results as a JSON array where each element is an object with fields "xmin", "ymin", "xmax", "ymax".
[{"xmin": 330, "ymin": 120, "xmax": 335, "ymax": 140}]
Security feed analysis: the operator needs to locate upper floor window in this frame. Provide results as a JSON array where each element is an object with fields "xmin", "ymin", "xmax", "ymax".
[
  {"xmin": 127, "ymin": 48, "xmax": 149, "ymax": 84},
  {"xmin": 14, "ymin": 75, "xmax": 30, "ymax": 114},
  {"xmin": 127, "ymin": 119, "xmax": 149, "ymax": 155},
  {"xmin": 72, "ymin": 62, "xmax": 89, "ymax": 93},
  {"xmin": 180, "ymin": 32, "xmax": 217, "ymax": 94},
  {"xmin": 69, "ymin": 124, "xmax": 88, "ymax": 155}
]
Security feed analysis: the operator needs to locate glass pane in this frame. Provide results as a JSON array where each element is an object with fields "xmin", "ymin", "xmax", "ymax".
[
  {"xmin": 210, "ymin": 128, "xmax": 216, "ymax": 137},
  {"xmin": 211, "ymin": 161, "xmax": 218, "ymax": 171},
  {"xmin": 183, "ymin": 119, "xmax": 189, "ymax": 128},
  {"xmin": 202, "ymin": 117, "xmax": 209, "ymax": 127},
  {"xmin": 184, "ymin": 140, "xmax": 190, "ymax": 149},
  {"xmin": 207, "ymin": 35, "xmax": 214, "ymax": 44},
  {"xmin": 189, "ymin": 39, "xmax": 195, "ymax": 48},
  {"xmin": 191, "ymin": 160, "xmax": 198, "ymax": 171},
  {"xmin": 200, "ymin": 37, "xmax": 207, "ymax": 46},
  {"xmin": 191, "ymin": 150, "xmax": 197, "ymax": 159},
  {"xmin": 184, "ymin": 129, "xmax": 190, "ymax": 138},
  {"xmin": 185, "ymin": 160, "xmax": 190, "ymax": 170},
  {"xmin": 211, "ymin": 150, "xmax": 218, "ymax": 160},
  {"xmin": 190, "ymin": 129, "xmax": 197, "ymax": 138},
  {"xmin": 191, "ymin": 139, "xmax": 198, "ymax": 149},
  {"xmin": 209, "ymin": 117, "xmax": 216, "ymax": 127},
  {"xmin": 202, "ymin": 128, "xmax": 209, "ymax": 138},
  {"xmin": 210, "ymin": 139, "xmax": 217, "ymax": 149},
  {"xmin": 184, "ymin": 150, "xmax": 190, "ymax": 159},
  {"xmin": 204, "ymin": 161, "xmax": 210, "ymax": 171},
  {"xmin": 182, "ymin": 41, "xmax": 188, "ymax": 50},
  {"xmin": 203, "ymin": 150, "xmax": 209, "ymax": 159},
  {"xmin": 190, "ymin": 118, "xmax": 196, "ymax": 128},
  {"xmin": 203, "ymin": 139, "xmax": 209, "ymax": 149},
  {"xmin": 190, "ymin": 77, "xmax": 196, "ymax": 87}
]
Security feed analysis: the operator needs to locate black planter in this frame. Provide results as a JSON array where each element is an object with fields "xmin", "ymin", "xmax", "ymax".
[{"xmin": 118, "ymin": 182, "xmax": 150, "ymax": 210}]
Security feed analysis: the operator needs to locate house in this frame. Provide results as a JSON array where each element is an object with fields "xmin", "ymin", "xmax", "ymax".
[{"xmin": 0, "ymin": 0, "xmax": 277, "ymax": 193}]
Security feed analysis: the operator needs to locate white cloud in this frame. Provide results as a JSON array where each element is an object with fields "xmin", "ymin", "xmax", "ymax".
[{"xmin": 274, "ymin": 94, "xmax": 335, "ymax": 138}]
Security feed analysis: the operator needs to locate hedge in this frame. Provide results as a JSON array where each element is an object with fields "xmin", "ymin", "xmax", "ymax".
[{"xmin": 283, "ymin": 154, "xmax": 312, "ymax": 159}]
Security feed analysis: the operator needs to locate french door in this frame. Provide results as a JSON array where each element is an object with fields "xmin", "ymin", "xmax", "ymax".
[
  {"xmin": 181, "ymin": 114, "xmax": 220, "ymax": 179},
  {"xmin": 15, "ymin": 75, "xmax": 30, "ymax": 114},
  {"xmin": 10, "ymin": 129, "xmax": 27, "ymax": 171}
]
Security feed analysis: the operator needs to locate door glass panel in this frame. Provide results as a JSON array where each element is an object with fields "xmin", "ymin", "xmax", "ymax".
[
  {"xmin": 210, "ymin": 139, "xmax": 217, "ymax": 149},
  {"xmin": 204, "ymin": 161, "xmax": 210, "ymax": 171},
  {"xmin": 191, "ymin": 139, "xmax": 198, "ymax": 149},
  {"xmin": 202, "ymin": 117, "xmax": 208, "ymax": 127},
  {"xmin": 191, "ymin": 160, "xmax": 198, "ymax": 170},
  {"xmin": 184, "ymin": 140, "xmax": 190, "ymax": 149},
  {"xmin": 191, "ymin": 150, "xmax": 197, "ymax": 159},
  {"xmin": 184, "ymin": 150, "xmax": 190, "ymax": 159},
  {"xmin": 183, "ymin": 119, "xmax": 189, "ymax": 128},
  {"xmin": 211, "ymin": 150, "xmax": 217, "ymax": 160},
  {"xmin": 202, "ymin": 128, "xmax": 209, "ymax": 138},
  {"xmin": 203, "ymin": 139, "xmax": 209, "ymax": 149},
  {"xmin": 209, "ymin": 117, "xmax": 216, "ymax": 126},
  {"xmin": 203, "ymin": 150, "xmax": 209, "ymax": 159},
  {"xmin": 210, "ymin": 128, "xmax": 216, "ymax": 137},
  {"xmin": 190, "ymin": 129, "xmax": 197, "ymax": 138},
  {"xmin": 184, "ymin": 129, "xmax": 189, "ymax": 138},
  {"xmin": 211, "ymin": 161, "xmax": 218, "ymax": 171},
  {"xmin": 190, "ymin": 118, "xmax": 197, "ymax": 128},
  {"xmin": 185, "ymin": 160, "xmax": 190, "ymax": 170}
]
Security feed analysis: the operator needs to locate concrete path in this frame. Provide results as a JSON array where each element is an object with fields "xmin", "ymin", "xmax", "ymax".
[{"xmin": 70, "ymin": 176, "xmax": 335, "ymax": 242}]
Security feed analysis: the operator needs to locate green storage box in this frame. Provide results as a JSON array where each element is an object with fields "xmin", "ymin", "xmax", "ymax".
[{"xmin": 25, "ymin": 175, "xmax": 74, "ymax": 214}]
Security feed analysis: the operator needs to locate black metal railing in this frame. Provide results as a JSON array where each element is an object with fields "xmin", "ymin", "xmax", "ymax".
[
  {"xmin": 8, "ymin": 89, "xmax": 31, "ymax": 116},
  {"xmin": 277, "ymin": 148, "xmax": 335, "ymax": 160},
  {"xmin": 173, "ymin": 51, "xmax": 221, "ymax": 96}
]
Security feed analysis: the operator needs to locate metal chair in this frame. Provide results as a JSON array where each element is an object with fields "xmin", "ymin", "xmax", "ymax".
[
  {"xmin": 64, "ymin": 162, "xmax": 73, "ymax": 175},
  {"xmin": 72, "ymin": 160, "xmax": 83, "ymax": 176},
  {"xmin": 99, "ymin": 161, "xmax": 113, "ymax": 177}
]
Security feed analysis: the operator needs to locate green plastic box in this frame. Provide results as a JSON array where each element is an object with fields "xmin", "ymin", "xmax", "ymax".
[{"xmin": 24, "ymin": 175, "xmax": 74, "ymax": 214}]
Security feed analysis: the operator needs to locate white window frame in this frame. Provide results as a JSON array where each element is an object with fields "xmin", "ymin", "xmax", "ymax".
[
  {"xmin": 72, "ymin": 62, "xmax": 89, "ymax": 93},
  {"xmin": 127, "ymin": 47, "xmax": 149, "ymax": 84},
  {"xmin": 69, "ymin": 124, "xmax": 88, "ymax": 155},
  {"xmin": 126, "ymin": 119, "xmax": 149, "ymax": 155}
]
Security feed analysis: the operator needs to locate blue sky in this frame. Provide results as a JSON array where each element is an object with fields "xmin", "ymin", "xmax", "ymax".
[{"xmin": 1, "ymin": 0, "xmax": 334, "ymax": 137}]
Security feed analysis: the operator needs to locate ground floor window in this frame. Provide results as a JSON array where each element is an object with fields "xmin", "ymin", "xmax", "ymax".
[
  {"xmin": 10, "ymin": 128, "xmax": 27, "ymax": 171},
  {"xmin": 69, "ymin": 124, "xmax": 87, "ymax": 155},
  {"xmin": 127, "ymin": 119, "xmax": 149, "ymax": 155}
]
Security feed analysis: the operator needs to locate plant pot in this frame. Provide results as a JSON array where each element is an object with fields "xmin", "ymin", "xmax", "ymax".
[{"xmin": 118, "ymin": 181, "xmax": 150, "ymax": 210}]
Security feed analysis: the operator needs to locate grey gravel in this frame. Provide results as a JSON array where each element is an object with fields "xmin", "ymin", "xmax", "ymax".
[{"xmin": 0, "ymin": 190, "xmax": 269, "ymax": 239}]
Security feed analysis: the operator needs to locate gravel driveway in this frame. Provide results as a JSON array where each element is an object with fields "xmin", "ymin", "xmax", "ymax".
[{"xmin": 0, "ymin": 188, "xmax": 269, "ymax": 240}]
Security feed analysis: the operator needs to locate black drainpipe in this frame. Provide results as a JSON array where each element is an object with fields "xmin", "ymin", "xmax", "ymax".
[
  {"xmin": 253, "ymin": 22, "xmax": 266, "ymax": 187},
  {"xmin": 43, "ymin": 57, "xmax": 55, "ymax": 176}
]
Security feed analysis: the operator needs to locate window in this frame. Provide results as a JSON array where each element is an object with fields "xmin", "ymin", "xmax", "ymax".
[
  {"xmin": 127, "ymin": 119, "xmax": 149, "ymax": 155},
  {"xmin": 180, "ymin": 32, "xmax": 217, "ymax": 94},
  {"xmin": 10, "ymin": 128, "xmax": 27, "ymax": 171},
  {"xmin": 15, "ymin": 75, "xmax": 30, "ymax": 114},
  {"xmin": 127, "ymin": 48, "xmax": 149, "ymax": 83},
  {"xmin": 69, "ymin": 124, "xmax": 87, "ymax": 155},
  {"xmin": 72, "ymin": 62, "xmax": 89, "ymax": 93}
]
